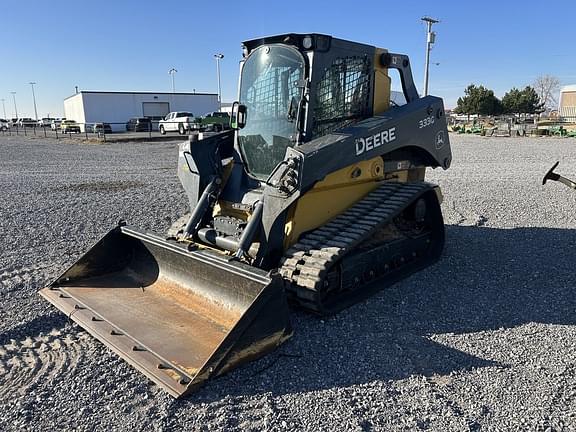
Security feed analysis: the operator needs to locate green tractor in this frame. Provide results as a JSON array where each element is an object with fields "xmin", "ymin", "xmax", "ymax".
[{"xmin": 193, "ymin": 111, "xmax": 231, "ymax": 132}]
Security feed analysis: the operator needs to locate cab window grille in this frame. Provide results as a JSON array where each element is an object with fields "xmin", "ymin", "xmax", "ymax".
[
  {"xmin": 245, "ymin": 66, "xmax": 302, "ymax": 136},
  {"xmin": 312, "ymin": 56, "xmax": 371, "ymax": 137}
]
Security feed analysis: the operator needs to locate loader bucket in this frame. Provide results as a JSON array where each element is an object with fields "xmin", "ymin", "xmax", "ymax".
[{"xmin": 39, "ymin": 225, "xmax": 292, "ymax": 398}]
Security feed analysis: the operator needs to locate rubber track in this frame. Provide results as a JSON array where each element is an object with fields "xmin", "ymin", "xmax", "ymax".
[{"xmin": 279, "ymin": 182, "xmax": 435, "ymax": 312}]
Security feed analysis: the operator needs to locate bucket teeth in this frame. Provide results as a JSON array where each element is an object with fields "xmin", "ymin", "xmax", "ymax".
[{"xmin": 39, "ymin": 226, "xmax": 292, "ymax": 398}]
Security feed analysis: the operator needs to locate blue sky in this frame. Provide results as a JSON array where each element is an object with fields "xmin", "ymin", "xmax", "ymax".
[{"xmin": 1, "ymin": 0, "xmax": 575, "ymax": 118}]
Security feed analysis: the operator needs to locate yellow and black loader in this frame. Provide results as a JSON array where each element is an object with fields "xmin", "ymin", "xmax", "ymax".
[{"xmin": 41, "ymin": 33, "xmax": 452, "ymax": 397}]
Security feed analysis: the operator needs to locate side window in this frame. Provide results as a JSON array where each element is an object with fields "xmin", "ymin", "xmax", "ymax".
[{"xmin": 312, "ymin": 56, "xmax": 372, "ymax": 138}]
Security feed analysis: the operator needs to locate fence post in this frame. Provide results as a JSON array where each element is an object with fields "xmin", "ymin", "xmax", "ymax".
[
  {"xmin": 149, "ymin": 122, "xmax": 152, "ymax": 139},
  {"xmin": 44, "ymin": 126, "xmax": 47, "ymax": 138},
  {"xmin": 85, "ymin": 124, "xmax": 88, "ymax": 140},
  {"xmin": 24, "ymin": 126, "xmax": 27, "ymax": 136}
]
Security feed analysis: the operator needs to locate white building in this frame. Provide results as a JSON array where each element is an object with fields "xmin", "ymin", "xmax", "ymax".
[
  {"xmin": 64, "ymin": 91, "xmax": 219, "ymax": 131},
  {"xmin": 390, "ymin": 90, "xmax": 407, "ymax": 106},
  {"xmin": 559, "ymin": 85, "xmax": 576, "ymax": 120},
  {"xmin": 219, "ymin": 102, "xmax": 233, "ymax": 115}
]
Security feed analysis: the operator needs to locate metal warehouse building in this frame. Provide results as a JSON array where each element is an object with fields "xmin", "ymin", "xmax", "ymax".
[
  {"xmin": 64, "ymin": 91, "xmax": 219, "ymax": 131},
  {"xmin": 559, "ymin": 85, "xmax": 576, "ymax": 120}
]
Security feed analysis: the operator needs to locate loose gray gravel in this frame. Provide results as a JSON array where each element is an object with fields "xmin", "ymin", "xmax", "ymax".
[{"xmin": 0, "ymin": 134, "xmax": 575, "ymax": 431}]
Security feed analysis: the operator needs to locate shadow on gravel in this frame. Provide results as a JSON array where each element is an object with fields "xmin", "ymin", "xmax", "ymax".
[
  {"xmin": 183, "ymin": 225, "xmax": 576, "ymax": 402},
  {"xmin": 8, "ymin": 225, "xmax": 574, "ymax": 403},
  {"xmin": 0, "ymin": 313, "xmax": 70, "ymax": 345}
]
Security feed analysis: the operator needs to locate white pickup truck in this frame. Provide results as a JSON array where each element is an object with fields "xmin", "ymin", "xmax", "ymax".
[{"xmin": 158, "ymin": 111, "xmax": 196, "ymax": 135}]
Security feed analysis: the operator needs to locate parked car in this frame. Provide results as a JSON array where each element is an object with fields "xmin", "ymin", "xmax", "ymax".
[
  {"xmin": 86, "ymin": 122, "xmax": 112, "ymax": 134},
  {"xmin": 147, "ymin": 116, "xmax": 163, "ymax": 132},
  {"xmin": 18, "ymin": 118, "xmax": 37, "ymax": 128},
  {"xmin": 38, "ymin": 118, "xmax": 55, "ymax": 127},
  {"xmin": 9, "ymin": 118, "xmax": 19, "ymax": 127},
  {"xmin": 51, "ymin": 118, "xmax": 66, "ymax": 130},
  {"xmin": 158, "ymin": 112, "xmax": 195, "ymax": 135},
  {"xmin": 192, "ymin": 111, "xmax": 230, "ymax": 132},
  {"xmin": 0, "ymin": 119, "xmax": 9, "ymax": 131},
  {"xmin": 126, "ymin": 117, "xmax": 152, "ymax": 132},
  {"xmin": 60, "ymin": 120, "xmax": 81, "ymax": 133}
]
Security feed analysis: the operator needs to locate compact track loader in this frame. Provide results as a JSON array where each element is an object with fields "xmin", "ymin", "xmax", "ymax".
[{"xmin": 40, "ymin": 33, "xmax": 452, "ymax": 397}]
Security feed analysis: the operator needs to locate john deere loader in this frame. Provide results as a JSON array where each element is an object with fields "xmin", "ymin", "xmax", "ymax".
[{"xmin": 40, "ymin": 33, "xmax": 452, "ymax": 397}]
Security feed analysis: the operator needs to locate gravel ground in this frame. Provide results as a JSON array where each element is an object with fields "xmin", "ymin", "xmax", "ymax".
[{"xmin": 0, "ymin": 134, "xmax": 575, "ymax": 431}]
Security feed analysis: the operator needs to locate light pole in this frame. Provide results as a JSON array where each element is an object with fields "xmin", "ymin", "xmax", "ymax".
[
  {"xmin": 168, "ymin": 68, "xmax": 177, "ymax": 93},
  {"xmin": 421, "ymin": 16, "xmax": 439, "ymax": 96},
  {"xmin": 1, "ymin": 99, "xmax": 6, "ymax": 119},
  {"xmin": 10, "ymin": 92, "xmax": 18, "ymax": 119},
  {"xmin": 214, "ymin": 53, "xmax": 224, "ymax": 110},
  {"xmin": 29, "ymin": 82, "xmax": 38, "ymax": 121}
]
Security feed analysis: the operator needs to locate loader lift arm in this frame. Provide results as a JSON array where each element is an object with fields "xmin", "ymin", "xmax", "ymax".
[{"xmin": 259, "ymin": 94, "xmax": 451, "ymax": 267}]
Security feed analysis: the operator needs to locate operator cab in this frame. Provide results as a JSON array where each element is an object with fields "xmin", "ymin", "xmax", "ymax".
[{"xmin": 232, "ymin": 34, "xmax": 381, "ymax": 182}]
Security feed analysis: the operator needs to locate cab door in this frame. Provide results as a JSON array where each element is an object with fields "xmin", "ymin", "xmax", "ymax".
[{"xmin": 166, "ymin": 113, "xmax": 176, "ymax": 131}]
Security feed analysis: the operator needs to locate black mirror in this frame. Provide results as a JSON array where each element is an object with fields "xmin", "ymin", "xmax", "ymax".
[
  {"xmin": 230, "ymin": 102, "xmax": 247, "ymax": 129},
  {"xmin": 287, "ymin": 96, "xmax": 298, "ymax": 122}
]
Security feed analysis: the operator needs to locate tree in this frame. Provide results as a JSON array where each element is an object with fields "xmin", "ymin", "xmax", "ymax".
[
  {"xmin": 502, "ymin": 86, "xmax": 542, "ymax": 114},
  {"xmin": 532, "ymin": 75, "xmax": 560, "ymax": 113},
  {"xmin": 502, "ymin": 88, "xmax": 522, "ymax": 114},
  {"xmin": 455, "ymin": 84, "xmax": 503, "ymax": 116}
]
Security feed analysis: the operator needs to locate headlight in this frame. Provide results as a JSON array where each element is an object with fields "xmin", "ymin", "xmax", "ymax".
[{"xmin": 302, "ymin": 35, "xmax": 313, "ymax": 50}]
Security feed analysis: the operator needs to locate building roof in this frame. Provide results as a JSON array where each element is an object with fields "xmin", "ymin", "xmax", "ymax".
[
  {"xmin": 64, "ymin": 91, "xmax": 217, "ymax": 101},
  {"xmin": 561, "ymin": 85, "xmax": 576, "ymax": 93}
]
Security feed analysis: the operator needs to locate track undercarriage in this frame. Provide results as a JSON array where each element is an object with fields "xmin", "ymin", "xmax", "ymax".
[{"xmin": 280, "ymin": 182, "xmax": 444, "ymax": 314}]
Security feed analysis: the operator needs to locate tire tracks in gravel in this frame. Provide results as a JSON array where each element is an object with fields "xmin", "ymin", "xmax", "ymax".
[
  {"xmin": 0, "ymin": 263, "xmax": 53, "ymax": 295},
  {"xmin": 0, "ymin": 328, "xmax": 91, "ymax": 399},
  {"xmin": 448, "ymin": 200, "xmax": 488, "ymax": 227}
]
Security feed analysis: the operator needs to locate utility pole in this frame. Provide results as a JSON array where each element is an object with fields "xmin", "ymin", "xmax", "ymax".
[
  {"xmin": 29, "ymin": 82, "xmax": 38, "ymax": 121},
  {"xmin": 168, "ymin": 68, "xmax": 177, "ymax": 93},
  {"xmin": 421, "ymin": 16, "xmax": 439, "ymax": 96},
  {"xmin": 1, "ymin": 99, "xmax": 6, "ymax": 119},
  {"xmin": 214, "ymin": 53, "xmax": 224, "ymax": 110},
  {"xmin": 10, "ymin": 92, "xmax": 18, "ymax": 119}
]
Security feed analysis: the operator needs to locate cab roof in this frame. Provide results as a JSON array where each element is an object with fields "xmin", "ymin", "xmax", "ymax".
[{"xmin": 242, "ymin": 33, "xmax": 374, "ymax": 53}]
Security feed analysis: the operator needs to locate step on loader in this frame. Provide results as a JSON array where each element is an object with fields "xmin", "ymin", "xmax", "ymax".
[{"xmin": 40, "ymin": 33, "xmax": 452, "ymax": 397}]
